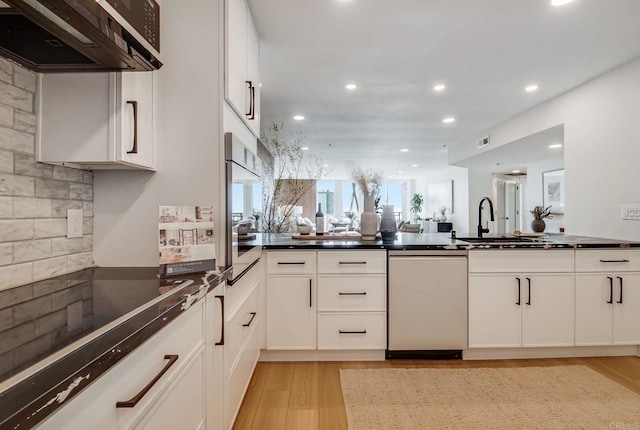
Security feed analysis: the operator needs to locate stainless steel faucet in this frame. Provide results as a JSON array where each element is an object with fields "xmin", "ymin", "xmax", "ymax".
[{"xmin": 477, "ymin": 197, "xmax": 495, "ymax": 238}]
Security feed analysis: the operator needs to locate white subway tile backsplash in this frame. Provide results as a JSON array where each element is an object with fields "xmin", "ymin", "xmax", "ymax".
[
  {"xmin": 0, "ymin": 105, "xmax": 11, "ymax": 127},
  {"xmin": 35, "ymin": 178, "xmax": 70, "ymax": 199},
  {"xmin": 67, "ymin": 252, "xmax": 93, "ymax": 273},
  {"xmin": 0, "ymin": 242, "xmax": 12, "ymax": 265},
  {"xmin": 14, "ymin": 197, "xmax": 52, "ymax": 218},
  {"xmin": 0, "ymin": 81, "xmax": 33, "ymax": 112},
  {"xmin": 0, "ymin": 262, "xmax": 33, "ymax": 291},
  {"xmin": 14, "ymin": 154, "xmax": 52, "ymax": 178},
  {"xmin": 51, "ymin": 200, "xmax": 82, "ymax": 217},
  {"xmin": 14, "ymin": 110, "xmax": 36, "ymax": 134},
  {"xmin": 0, "ymin": 58, "xmax": 11, "ymax": 84},
  {"xmin": 33, "ymin": 257, "xmax": 67, "ymax": 281},
  {"xmin": 0, "ymin": 173, "xmax": 34, "ymax": 196},
  {"xmin": 0, "ymin": 127, "xmax": 34, "ymax": 155},
  {"xmin": 13, "ymin": 67, "xmax": 37, "ymax": 93},
  {"xmin": 0, "ymin": 148, "xmax": 12, "ymax": 173},
  {"xmin": 33, "ymin": 219, "xmax": 66, "ymax": 238},
  {"xmin": 14, "ymin": 239, "xmax": 52, "ymax": 263},
  {"xmin": 51, "ymin": 237, "xmax": 82, "ymax": 256},
  {"xmin": 82, "ymin": 201, "xmax": 93, "ymax": 217},
  {"xmin": 0, "ymin": 61, "xmax": 93, "ymax": 288},
  {"xmin": 69, "ymin": 183, "xmax": 92, "ymax": 201},
  {"xmin": 0, "ymin": 196, "xmax": 12, "ymax": 218},
  {"xmin": 0, "ymin": 219, "xmax": 33, "ymax": 241},
  {"xmin": 52, "ymin": 166, "xmax": 83, "ymax": 183}
]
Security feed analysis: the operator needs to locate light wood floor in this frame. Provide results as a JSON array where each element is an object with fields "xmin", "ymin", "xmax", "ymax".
[{"xmin": 232, "ymin": 356, "xmax": 640, "ymax": 430}]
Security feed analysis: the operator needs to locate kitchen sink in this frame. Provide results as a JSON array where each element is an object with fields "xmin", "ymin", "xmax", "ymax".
[{"xmin": 456, "ymin": 236, "xmax": 542, "ymax": 243}]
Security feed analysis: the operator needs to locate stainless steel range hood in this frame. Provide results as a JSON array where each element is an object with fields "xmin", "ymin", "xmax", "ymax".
[{"xmin": 0, "ymin": 0, "xmax": 162, "ymax": 72}]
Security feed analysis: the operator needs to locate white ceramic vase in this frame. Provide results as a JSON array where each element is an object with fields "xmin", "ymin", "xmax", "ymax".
[{"xmin": 360, "ymin": 194, "xmax": 378, "ymax": 240}]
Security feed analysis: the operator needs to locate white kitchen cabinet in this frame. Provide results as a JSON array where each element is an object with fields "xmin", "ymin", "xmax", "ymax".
[
  {"xmin": 225, "ymin": 0, "xmax": 260, "ymax": 137},
  {"xmin": 316, "ymin": 251, "xmax": 387, "ymax": 350},
  {"xmin": 468, "ymin": 250, "xmax": 575, "ymax": 349},
  {"xmin": 575, "ymin": 267, "xmax": 640, "ymax": 346},
  {"xmin": 223, "ymin": 263, "xmax": 262, "ymax": 430},
  {"xmin": 37, "ymin": 300, "xmax": 204, "ymax": 430},
  {"xmin": 205, "ymin": 284, "xmax": 224, "ymax": 430},
  {"xmin": 37, "ymin": 72, "xmax": 156, "ymax": 170},
  {"xmin": 266, "ymin": 274, "xmax": 316, "ymax": 349}
]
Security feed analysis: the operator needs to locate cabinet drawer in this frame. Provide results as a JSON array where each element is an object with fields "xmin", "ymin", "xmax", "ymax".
[
  {"xmin": 224, "ymin": 281, "xmax": 260, "ymax": 378},
  {"xmin": 317, "ymin": 312, "xmax": 386, "ymax": 350},
  {"xmin": 468, "ymin": 250, "xmax": 574, "ymax": 273},
  {"xmin": 575, "ymin": 249, "xmax": 640, "ymax": 272},
  {"xmin": 317, "ymin": 275, "xmax": 386, "ymax": 311},
  {"xmin": 267, "ymin": 251, "xmax": 316, "ymax": 274},
  {"xmin": 317, "ymin": 251, "xmax": 386, "ymax": 274},
  {"xmin": 39, "ymin": 301, "xmax": 204, "ymax": 430}
]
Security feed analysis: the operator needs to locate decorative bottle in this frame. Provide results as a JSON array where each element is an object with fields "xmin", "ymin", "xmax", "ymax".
[{"xmin": 315, "ymin": 203, "xmax": 324, "ymax": 235}]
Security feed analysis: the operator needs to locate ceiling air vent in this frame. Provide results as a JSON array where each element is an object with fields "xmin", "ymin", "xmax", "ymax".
[{"xmin": 478, "ymin": 136, "xmax": 490, "ymax": 149}]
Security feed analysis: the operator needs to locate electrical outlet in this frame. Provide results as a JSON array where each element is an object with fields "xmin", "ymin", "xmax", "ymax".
[
  {"xmin": 621, "ymin": 204, "xmax": 640, "ymax": 220},
  {"xmin": 67, "ymin": 208, "xmax": 83, "ymax": 238}
]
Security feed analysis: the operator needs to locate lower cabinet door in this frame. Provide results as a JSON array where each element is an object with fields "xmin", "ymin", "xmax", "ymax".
[
  {"xmin": 133, "ymin": 349, "xmax": 205, "ymax": 430},
  {"xmin": 521, "ymin": 274, "xmax": 575, "ymax": 347},
  {"xmin": 575, "ymin": 274, "xmax": 614, "ymax": 346},
  {"xmin": 468, "ymin": 274, "xmax": 522, "ymax": 348},
  {"xmin": 613, "ymin": 273, "xmax": 640, "ymax": 345},
  {"xmin": 266, "ymin": 275, "xmax": 316, "ymax": 349}
]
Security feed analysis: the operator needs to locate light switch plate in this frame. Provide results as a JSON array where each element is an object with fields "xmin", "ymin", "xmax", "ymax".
[
  {"xmin": 67, "ymin": 208, "xmax": 83, "ymax": 238},
  {"xmin": 621, "ymin": 204, "xmax": 640, "ymax": 220}
]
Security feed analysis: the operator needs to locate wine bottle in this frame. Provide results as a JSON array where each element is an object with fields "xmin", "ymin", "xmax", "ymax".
[{"xmin": 315, "ymin": 203, "xmax": 324, "ymax": 236}]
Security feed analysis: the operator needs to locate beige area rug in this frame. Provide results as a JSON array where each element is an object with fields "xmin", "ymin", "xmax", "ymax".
[{"xmin": 340, "ymin": 366, "xmax": 640, "ymax": 429}]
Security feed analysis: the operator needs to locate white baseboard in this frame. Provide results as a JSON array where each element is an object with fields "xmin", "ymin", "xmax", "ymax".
[
  {"xmin": 463, "ymin": 345, "xmax": 639, "ymax": 360},
  {"xmin": 258, "ymin": 349, "xmax": 385, "ymax": 362}
]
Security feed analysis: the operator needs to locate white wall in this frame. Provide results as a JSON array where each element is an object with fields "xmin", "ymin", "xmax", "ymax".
[
  {"xmin": 450, "ymin": 56, "xmax": 640, "ymax": 241},
  {"xmin": 524, "ymin": 156, "xmax": 564, "ymax": 233},
  {"xmin": 93, "ymin": 0, "xmax": 225, "ymax": 266},
  {"xmin": 413, "ymin": 166, "xmax": 469, "ymax": 233}
]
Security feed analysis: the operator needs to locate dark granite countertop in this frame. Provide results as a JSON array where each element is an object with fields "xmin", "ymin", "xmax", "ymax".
[
  {"xmin": 252, "ymin": 232, "xmax": 640, "ymax": 250},
  {"xmin": 0, "ymin": 266, "xmax": 229, "ymax": 430}
]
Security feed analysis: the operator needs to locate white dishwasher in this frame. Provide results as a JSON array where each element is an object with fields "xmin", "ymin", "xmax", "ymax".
[{"xmin": 387, "ymin": 250, "xmax": 468, "ymax": 359}]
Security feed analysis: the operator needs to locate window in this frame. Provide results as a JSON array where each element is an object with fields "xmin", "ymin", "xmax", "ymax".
[{"xmin": 316, "ymin": 181, "xmax": 335, "ymax": 216}]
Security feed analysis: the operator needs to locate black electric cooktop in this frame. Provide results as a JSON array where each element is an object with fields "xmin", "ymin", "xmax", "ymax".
[{"xmin": 0, "ymin": 267, "xmax": 189, "ymax": 383}]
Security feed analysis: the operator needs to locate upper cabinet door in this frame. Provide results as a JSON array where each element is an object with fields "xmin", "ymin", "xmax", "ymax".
[
  {"xmin": 37, "ymin": 72, "xmax": 157, "ymax": 171},
  {"xmin": 225, "ymin": 0, "xmax": 249, "ymax": 117},
  {"xmin": 118, "ymin": 72, "xmax": 156, "ymax": 170},
  {"xmin": 225, "ymin": 0, "xmax": 260, "ymax": 138}
]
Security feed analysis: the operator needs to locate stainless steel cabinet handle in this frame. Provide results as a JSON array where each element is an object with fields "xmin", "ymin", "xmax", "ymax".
[
  {"xmin": 245, "ymin": 80, "xmax": 255, "ymax": 119},
  {"xmin": 215, "ymin": 295, "xmax": 224, "ymax": 346},
  {"xmin": 116, "ymin": 354, "xmax": 178, "ymax": 408},
  {"xmin": 243, "ymin": 312, "xmax": 257, "ymax": 327},
  {"xmin": 339, "ymin": 330, "xmax": 367, "ymax": 334},
  {"xmin": 599, "ymin": 259, "xmax": 629, "ymax": 263},
  {"xmin": 126, "ymin": 100, "xmax": 138, "ymax": 154},
  {"xmin": 339, "ymin": 292, "xmax": 367, "ymax": 296}
]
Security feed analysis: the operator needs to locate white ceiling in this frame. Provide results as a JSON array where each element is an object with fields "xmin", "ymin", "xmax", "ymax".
[{"xmin": 247, "ymin": 0, "xmax": 640, "ymax": 179}]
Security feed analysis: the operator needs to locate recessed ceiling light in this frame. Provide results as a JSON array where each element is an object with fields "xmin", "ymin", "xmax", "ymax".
[
  {"xmin": 301, "ymin": 146, "xmax": 309, "ymax": 151},
  {"xmin": 400, "ymin": 148, "xmax": 409, "ymax": 152},
  {"xmin": 293, "ymin": 115, "xmax": 305, "ymax": 121},
  {"xmin": 322, "ymin": 164, "xmax": 329, "ymax": 167},
  {"xmin": 525, "ymin": 84, "xmax": 539, "ymax": 92},
  {"xmin": 433, "ymin": 84, "xmax": 446, "ymax": 91},
  {"xmin": 551, "ymin": 0, "xmax": 574, "ymax": 6},
  {"xmin": 397, "ymin": 171, "xmax": 403, "ymax": 174},
  {"xmin": 442, "ymin": 117, "xmax": 455, "ymax": 123},
  {"xmin": 345, "ymin": 83, "xmax": 357, "ymax": 90},
  {"xmin": 549, "ymin": 143, "xmax": 563, "ymax": 149},
  {"xmin": 411, "ymin": 164, "xmax": 418, "ymax": 168},
  {"xmin": 512, "ymin": 170, "xmax": 521, "ymax": 173}
]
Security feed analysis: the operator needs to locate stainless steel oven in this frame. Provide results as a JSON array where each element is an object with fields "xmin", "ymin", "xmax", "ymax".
[{"xmin": 225, "ymin": 133, "xmax": 262, "ymax": 283}]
